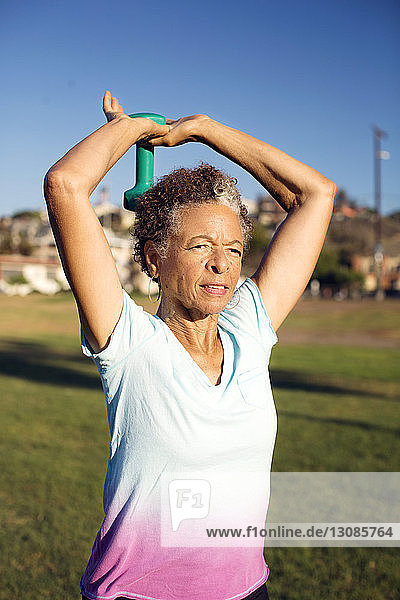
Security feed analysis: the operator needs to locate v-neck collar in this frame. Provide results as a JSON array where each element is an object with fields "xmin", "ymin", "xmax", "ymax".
[{"xmin": 153, "ymin": 315, "xmax": 232, "ymax": 389}]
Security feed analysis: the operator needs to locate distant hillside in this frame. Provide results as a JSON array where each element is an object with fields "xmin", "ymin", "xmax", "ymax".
[{"xmin": 327, "ymin": 213, "xmax": 400, "ymax": 256}]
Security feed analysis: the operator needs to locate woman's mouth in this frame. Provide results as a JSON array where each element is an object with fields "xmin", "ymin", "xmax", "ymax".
[{"xmin": 200, "ymin": 284, "xmax": 228, "ymax": 296}]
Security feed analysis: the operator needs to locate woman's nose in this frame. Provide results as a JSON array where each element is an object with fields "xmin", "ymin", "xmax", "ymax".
[{"xmin": 207, "ymin": 248, "xmax": 229, "ymax": 274}]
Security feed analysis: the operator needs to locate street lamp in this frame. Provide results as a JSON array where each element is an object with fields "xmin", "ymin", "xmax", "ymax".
[{"xmin": 372, "ymin": 126, "xmax": 389, "ymax": 301}]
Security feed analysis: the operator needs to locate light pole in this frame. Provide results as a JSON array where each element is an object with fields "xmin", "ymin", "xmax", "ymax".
[{"xmin": 372, "ymin": 126, "xmax": 389, "ymax": 301}]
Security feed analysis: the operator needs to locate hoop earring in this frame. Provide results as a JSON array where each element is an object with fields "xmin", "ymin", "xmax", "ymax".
[
  {"xmin": 225, "ymin": 289, "xmax": 240, "ymax": 310},
  {"xmin": 147, "ymin": 276, "xmax": 161, "ymax": 303}
]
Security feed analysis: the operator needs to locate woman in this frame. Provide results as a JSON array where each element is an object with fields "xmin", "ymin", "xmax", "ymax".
[{"xmin": 44, "ymin": 91, "xmax": 336, "ymax": 600}]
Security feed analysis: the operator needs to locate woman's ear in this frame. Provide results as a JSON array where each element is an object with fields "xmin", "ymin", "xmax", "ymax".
[{"xmin": 144, "ymin": 240, "xmax": 160, "ymax": 278}]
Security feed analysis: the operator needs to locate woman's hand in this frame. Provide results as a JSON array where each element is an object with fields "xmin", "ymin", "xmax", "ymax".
[
  {"xmin": 147, "ymin": 114, "xmax": 211, "ymax": 147},
  {"xmin": 102, "ymin": 90, "xmax": 171, "ymax": 142},
  {"xmin": 103, "ymin": 90, "xmax": 127, "ymax": 123}
]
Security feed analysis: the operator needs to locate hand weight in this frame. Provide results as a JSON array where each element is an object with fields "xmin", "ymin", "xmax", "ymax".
[{"xmin": 123, "ymin": 113, "xmax": 166, "ymax": 211}]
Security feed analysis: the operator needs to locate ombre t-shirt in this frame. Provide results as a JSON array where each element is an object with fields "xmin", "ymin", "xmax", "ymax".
[{"xmin": 80, "ymin": 278, "xmax": 278, "ymax": 600}]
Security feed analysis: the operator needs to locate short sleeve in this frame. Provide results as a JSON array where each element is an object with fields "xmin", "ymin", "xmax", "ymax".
[
  {"xmin": 80, "ymin": 289, "xmax": 156, "ymax": 373},
  {"xmin": 219, "ymin": 278, "xmax": 278, "ymax": 352}
]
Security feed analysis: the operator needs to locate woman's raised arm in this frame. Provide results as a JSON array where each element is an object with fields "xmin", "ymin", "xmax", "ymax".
[{"xmin": 43, "ymin": 91, "xmax": 170, "ymax": 353}]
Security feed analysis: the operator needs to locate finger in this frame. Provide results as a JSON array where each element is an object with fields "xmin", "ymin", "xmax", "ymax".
[
  {"xmin": 151, "ymin": 138, "xmax": 186, "ymax": 148},
  {"xmin": 147, "ymin": 137, "xmax": 163, "ymax": 147},
  {"xmin": 165, "ymin": 118, "xmax": 177, "ymax": 125},
  {"xmin": 103, "ymin": 90, "xmax": 112, "ymax": 111},
  {"xmin": 111, "ymin": 96, "xmax": 124, "ymax": 113},
  {"xmin": 149, "ymin": 123, "xmax": 172, "ymax": 135},
  {"xmin": 150, "ymin": 131, "xmax": 175, "ymax": 146},
  {"xmin": 147, "ymin": 130, "xmax": 171, "ymax": 144},
  {"xmin": 144, "ymin": 126, "xmax": 172, "ymax": 147}
]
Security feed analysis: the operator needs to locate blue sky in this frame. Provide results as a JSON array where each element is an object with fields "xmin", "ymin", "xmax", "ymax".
[{"xmin": 0, "ymin": 0, "xmax": 399, "ymax": 216}]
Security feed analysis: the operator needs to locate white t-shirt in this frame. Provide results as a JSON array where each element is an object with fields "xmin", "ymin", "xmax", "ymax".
[{"xmin": 80, "ymin": 277, "xmax": 278, "ymax": 600}]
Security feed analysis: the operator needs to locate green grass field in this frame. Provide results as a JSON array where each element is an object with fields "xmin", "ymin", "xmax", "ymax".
[{"xmin": 0, "ymin": 292, "xmax": 399, "ymax": 599}]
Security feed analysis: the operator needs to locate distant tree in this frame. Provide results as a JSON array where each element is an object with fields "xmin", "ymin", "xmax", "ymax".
[
  {"xmin": 337, "ymin": 246, "xmax": 353, "ymax": 269},
  {"xmin": 7, "ymin": 274, "xmax": 29, "ymax": 285},
  {"xmin": 312, "ymin": 247, "xmax": 364, "ymax": 290},
  {"xmin": 334, "ymin": 188, "xmax": 359, "ymax": 212},
  {"xmin": 327, "ymin": 215, "xmax": 374, "ymax": 254},
  {"xmin": 242, "ymin": 222, "xmax": 271, "ymax": 274},
  {"xmin": 0, "ymin": 232, "xmax": 13, "ymax": 254},
  {"xmin": 12, "ymin": 210, "xmax": 41, "ymax": 219},
  {"xmin": 334, "ymin": 188, "xmax": 348, "ymax": 210},
  {"xmin": 18, "ymin": 232, "xmax": 33, "ymax": 256}
]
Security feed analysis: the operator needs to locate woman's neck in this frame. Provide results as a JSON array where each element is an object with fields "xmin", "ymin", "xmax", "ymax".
[
  {"xmin": 156, "ymin": 298, "xmax": 220, "ymax": 355},
  {"xmin": 157, "ymin": 297, "xmax": 224, "ymax": 386}
]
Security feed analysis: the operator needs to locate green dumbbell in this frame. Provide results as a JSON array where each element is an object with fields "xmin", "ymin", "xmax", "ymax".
[{"xmin": 123, "ymin": 112, "xmax": 166, "ymax": 211}]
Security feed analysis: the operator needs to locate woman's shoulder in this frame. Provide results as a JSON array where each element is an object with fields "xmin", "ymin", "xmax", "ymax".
[
  {"xmin": 219, "ymin": 277, "xmax": 278, "ymax": 349},
  {"xmin": 81, "ymin": 288, "xmax": 163, "ymax": 367}
]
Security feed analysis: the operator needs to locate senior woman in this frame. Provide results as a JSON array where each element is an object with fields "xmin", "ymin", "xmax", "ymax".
[{"xmin": 43, "ymin": 91, "xmax": 336, "ymax": 600}]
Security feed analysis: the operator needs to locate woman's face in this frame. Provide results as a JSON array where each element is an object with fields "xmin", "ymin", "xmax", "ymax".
[{"xmin": 152, "ymin": 203, "xmax": 243, "ymax": 317}]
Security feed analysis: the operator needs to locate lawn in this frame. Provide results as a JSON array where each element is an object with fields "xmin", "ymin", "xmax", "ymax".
[{"xmin": 0, "ymin": 292, "xmax": 399, "ymax": 599}]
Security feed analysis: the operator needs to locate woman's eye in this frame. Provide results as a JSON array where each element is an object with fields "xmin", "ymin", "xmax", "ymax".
[{"xmin": 189, "ymin": 244, "xmax": 241, "ymax": 256}]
